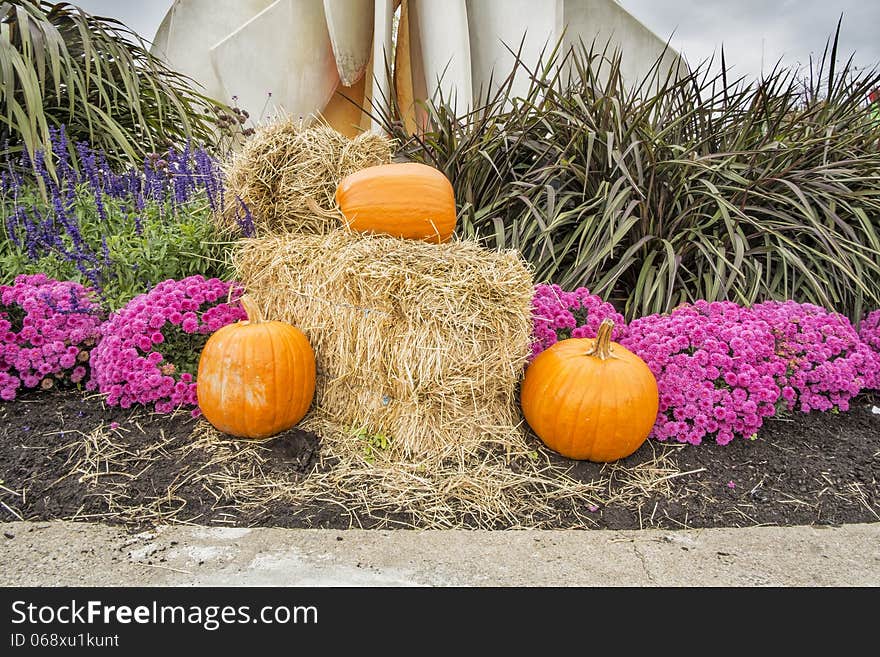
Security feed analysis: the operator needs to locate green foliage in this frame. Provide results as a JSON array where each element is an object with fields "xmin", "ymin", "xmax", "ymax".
[
  {"xmin": 0, "ymin": 0, "xmax": 235, "ymax": 171},
  {"xmin": 0, "ymin": 185, "xmax": 232, "ymax": 309},
  {"xmin": 351, "ymin": 425, "xmax": 392, "ymax": 463},
  {"xmin": 380, "ymin": 30, "xmax": 880, "ymax": 320},
  {"xmin": 159, "ymin": 325, "xmax": 208, "ymax": 378}
]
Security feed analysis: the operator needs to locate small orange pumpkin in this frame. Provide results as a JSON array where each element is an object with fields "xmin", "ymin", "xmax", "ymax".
[
  {"xmin": 197, "ymin": 296, "xmax": 316, "ymax": 439},
  {"xmin": 520, "ymin": 319, "xmax": 659, "ymax": 462},
  {"xmin": 335, "ymin": 162, "xmax": 456, "ymax": 243}
]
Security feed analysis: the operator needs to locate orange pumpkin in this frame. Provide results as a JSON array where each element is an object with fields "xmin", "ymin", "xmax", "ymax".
[
  {"xmin": 520, "ymin": 319, "xmax": 659, "ymax": 462},
  {"xmin": 197, "ymin": 296, "xmax": 316, "ymax": 439},
  {"xmin": 335, "ymin": 162, "xmax": 456, "ymax": 243}
]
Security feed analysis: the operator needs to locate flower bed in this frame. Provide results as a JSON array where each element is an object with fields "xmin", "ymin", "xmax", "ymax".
[
  {"xmin": 2, "ymin": 131, "xmax": 878, "ymax": 448},
  {"xmin": 530, "ymin": 284, "xmax": 626, "ymax": 358},
  {"xmin": 621, "ymin": 301, "xmax": 783, "ymax": 445},
  {"xmin": 858, "ymin": 310, "xmax": 880, "ymax": 390},
  {"xmin": 533, "ymin": 287, "xmax": 880, "ymax": 446},
  {"xmin": 88, "ymin": 276, "xmax": 245, "ymax": 413},
  {"xmin": 751, "ymin": 301, "xmax": 874, "ymax": 413},
  {"xmin": 0, "ymin": 22, "xmax": 876, "ymax": 535},
  {"xmin": 0, "ymin": 274, "xmax": 102, "ymax": 400},
  {"xmin": 1, "ymin": 128, "xmax": 236, "ymax": 309}
]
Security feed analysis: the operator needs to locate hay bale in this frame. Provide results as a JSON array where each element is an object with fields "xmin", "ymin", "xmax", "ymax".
[
  {"xmin": 218, "ymin": 118, "xmax": 393, "ymax": 235},
  {"xmin": 233, "ymin": 230, "xmax": 535, "ymax": 457}
]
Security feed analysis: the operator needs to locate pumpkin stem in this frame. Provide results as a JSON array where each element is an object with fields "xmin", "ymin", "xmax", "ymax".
[
  {"xmin": 240, "ymin": 296, "xmax": 264, "ymax": 323},
  {"xmin": 587, "ymin": 319, "xmax": 616, "ymax": 360},
  {"xmin": 306, "ymin": 197, "xmax": 344, "ymax": 221}
]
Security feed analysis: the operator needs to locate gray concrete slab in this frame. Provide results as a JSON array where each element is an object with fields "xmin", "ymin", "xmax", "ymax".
[{"xmin": 1, "ymin": 521, "xmax": 877, "ymax": 586}]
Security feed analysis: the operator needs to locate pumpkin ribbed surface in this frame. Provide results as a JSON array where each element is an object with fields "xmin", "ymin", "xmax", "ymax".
[
  {"xmin": 197, "ymin": 298, "xmax": 315, "ymax": 439},
  {"xmin": 335, "ymin": 162, "xmax": 456, "ymax": 243},
  {"xmin": 520, "ymin": 320, "xmax": 659, "ymax": 462}
]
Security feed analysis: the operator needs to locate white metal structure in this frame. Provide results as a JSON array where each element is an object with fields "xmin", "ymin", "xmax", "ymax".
[{"xmin": 151, "ymin": 0, "xmax": 684, "ymax": 135}]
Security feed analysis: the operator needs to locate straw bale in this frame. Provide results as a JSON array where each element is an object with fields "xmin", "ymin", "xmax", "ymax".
[
  {"xmin": 233, "ymin": 230, "xmax": 535, "ymax": 457},
  {"xmin": 218, "ymin": 118, "xmax": 393, "ymax": 235}
]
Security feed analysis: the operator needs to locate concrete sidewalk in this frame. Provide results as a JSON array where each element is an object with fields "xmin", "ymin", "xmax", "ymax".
[{"xmin": 1, "ymin": 521, "xmax": 877, "ymax": 586}]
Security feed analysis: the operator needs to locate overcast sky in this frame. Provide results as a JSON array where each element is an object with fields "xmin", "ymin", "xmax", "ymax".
[
  {"xmin": 623, "ymin": 0, "xmax": 879, "ymax": 79},
  {"xmin": 75, "ymin": 0, "xmax": 880, "ymax": 81}
]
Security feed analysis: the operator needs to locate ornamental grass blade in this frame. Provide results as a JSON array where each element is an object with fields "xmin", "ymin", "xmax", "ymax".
[{"xmin": 1, "ymin": 1, "xmax": 233, "ymax": 172}]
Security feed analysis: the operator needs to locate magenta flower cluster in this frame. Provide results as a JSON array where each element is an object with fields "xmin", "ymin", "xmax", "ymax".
[
  {"xmin": 751, "ymin": 301, "xmax": 873, "ymax": 413},
  {"xmin": 531, "ymin": 284, "xmax": 626, "ymax": 358},
  {"xmin": 0, "ymin": 274, "xmax": 102, "ymax": 400},
  {"xmin": 857, "ymin": 309, "xmax": 880, "ymax": 390},
  {"xmin": 88, "ymin": 276, "xmax": 245, "ymax": 414},
  {"xmin": 621, "ymin": 301, "xmax": 783, "ymax": 445}
]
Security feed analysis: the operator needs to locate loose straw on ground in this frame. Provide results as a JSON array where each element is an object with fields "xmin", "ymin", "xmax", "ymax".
[{"xmin": 57, "ymin": 413, "xmax": 682, "ymax": 529}]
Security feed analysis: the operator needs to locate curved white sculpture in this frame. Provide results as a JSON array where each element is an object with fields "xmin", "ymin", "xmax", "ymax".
[
  {"xmin": 152, "ymin": 0, "xmax": 274, "ymax": 105},
  {"xmin": 212, "ymin": 0, "xmax": 339, "ymax": 122},
  {"xmin": 371, "ymin": 0, "xmax": 394, "ymax": 134},
  {"xmin": 151, "ymin": 0, "xmax": 685, "ymax": 136},
  {"xmin": 412, "ymin": 0, "xmax": 473, "ymax": 111},
  {"xmin": 467, "ymin": 0, "xmax": 558, "ymax": 102},
  {"xmin": 323, "ymin": 0, "xmax": 374, "ymax": 86}
]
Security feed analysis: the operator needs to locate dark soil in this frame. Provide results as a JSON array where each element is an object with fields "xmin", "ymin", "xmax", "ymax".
[{"xmin": 1, "ymin": 389, "xmax": 878, "ymax": 530}]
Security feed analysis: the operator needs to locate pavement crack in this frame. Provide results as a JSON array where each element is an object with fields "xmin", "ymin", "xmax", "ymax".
[{"xmin": 631, "ymin": 543, "xmax": 656, "ymax": 585}]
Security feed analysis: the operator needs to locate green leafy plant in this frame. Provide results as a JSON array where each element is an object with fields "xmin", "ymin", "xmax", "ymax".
[
  {"xmin": 379, "ymin": 28, "xmax": 880, "ymax": 321},
  {"xmin": 0, "ymin": 187, "xmax": 231, "ymax": 309},
  {"xmin": 0, "ymin": 0, "xmax": 236, "ymax": 171},
  {"xmin": 351, "ymin": 425, "xmax": 392, "ymax": 463},
  {"xmin": 2, "ymin": 130, "xmax": 234, "ymax": 309}
]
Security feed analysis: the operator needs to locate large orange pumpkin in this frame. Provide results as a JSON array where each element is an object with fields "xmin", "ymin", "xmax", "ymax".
[
  {"xmin": 520, "ymin": 319, "xmax": 659, "ymax": 462},
  {"xmin": 197, "ymin": 297, "xmax": 316, "ymax": 439},
  {"xmin": 335, "ymin": 162, "xmax": 456, "ymax": 243}
]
